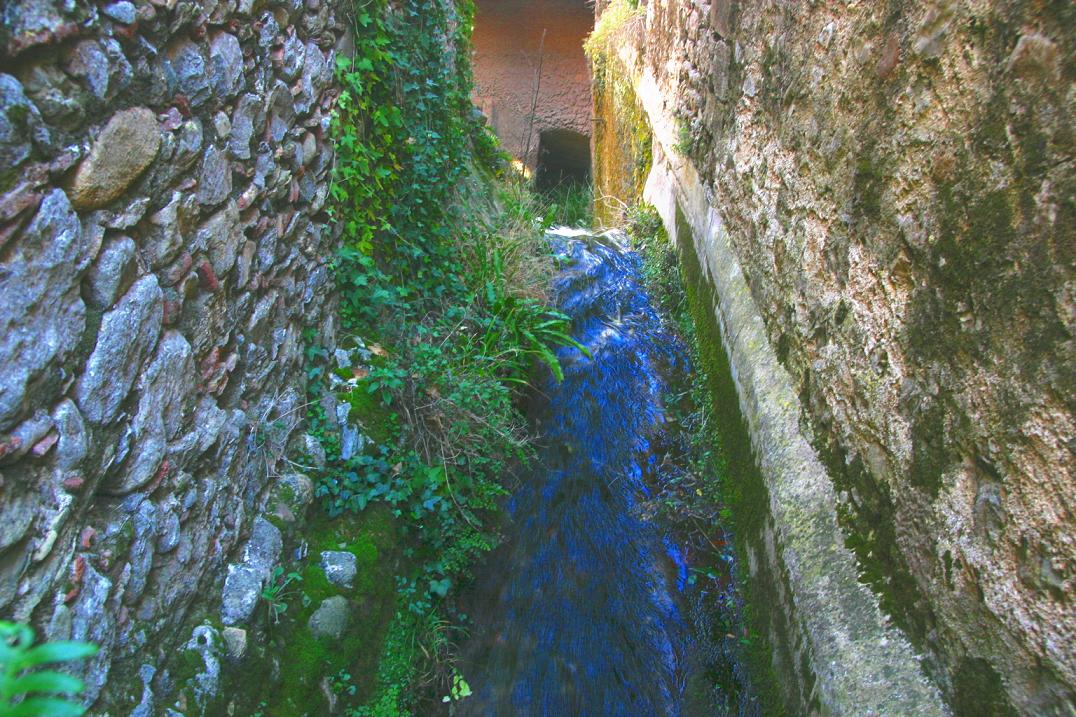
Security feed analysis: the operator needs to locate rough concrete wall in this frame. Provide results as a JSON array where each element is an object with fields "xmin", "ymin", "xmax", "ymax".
[
  {"xmin": 635, "ymin": 0, "xmax": 1074, "ymax": 714},
  {"xmin": 596, "ymin": 35, "xmax": 948, "ymax": 712},
  {"xmin": 472, "ymin": 0, "xmax": 592, "ymax": 166},
  {"xmin": 0, "ymin": 0, "xmax": 346, "ymax": 710}
]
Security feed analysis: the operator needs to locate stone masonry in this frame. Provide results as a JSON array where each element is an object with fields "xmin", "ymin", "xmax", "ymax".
[{"xmin": 0, "ymin": 0, "xmax": 347, "ymax": 710}]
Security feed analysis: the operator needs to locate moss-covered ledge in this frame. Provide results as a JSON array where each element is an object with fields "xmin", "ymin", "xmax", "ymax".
[{"xmin": 624, "ymin": 51, "xmax": 949, "ymax": 716}]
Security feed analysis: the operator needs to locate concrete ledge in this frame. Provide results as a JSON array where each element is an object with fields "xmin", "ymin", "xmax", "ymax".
[{"xmin": 627, "ymin": 51, "xmax": 950, "ymax": 716}]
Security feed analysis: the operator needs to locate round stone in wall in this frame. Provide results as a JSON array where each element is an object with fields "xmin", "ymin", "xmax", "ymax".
[
  {"xmin": 319, "ymin": 551, "xmax": 357, "ymax": 589},
  {"xmin": 308, "ymin": 596, "xmax": 350, "ymax": 640},
  {"xmin": 70, "ymin": 107, "xmax": 160, "ymax": 210}
]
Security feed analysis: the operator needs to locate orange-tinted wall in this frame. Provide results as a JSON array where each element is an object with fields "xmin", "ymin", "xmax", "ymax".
[{"xmin": 472, "ymin": 0, "xmax": 593, "ymax": 167}]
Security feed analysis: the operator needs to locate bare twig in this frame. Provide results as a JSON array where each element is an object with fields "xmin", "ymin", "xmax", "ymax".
[{"xmin": 519, "ymin": 28, "xmax": 547, "ymax": 182}]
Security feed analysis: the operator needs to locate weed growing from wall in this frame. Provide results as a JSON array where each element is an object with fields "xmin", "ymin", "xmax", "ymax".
[{"xmin": 583, "ymin": 0, "xmax": 645, "ymax": 70}]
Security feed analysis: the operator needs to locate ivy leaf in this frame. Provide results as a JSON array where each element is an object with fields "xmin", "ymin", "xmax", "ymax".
[{"xmin": 429, "ymin": 578, "xmax": 451, "ymax": 597}]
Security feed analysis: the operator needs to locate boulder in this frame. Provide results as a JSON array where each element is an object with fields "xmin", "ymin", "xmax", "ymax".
[
  {"xmin": 197, "ymin": 145, "xmax": 231, "ymax": 206},
  {"xmin": 109, "ymin": 331, "xmax": 194, "ymax": 494},
  {"xmin": 242, "ymin": 517, "xmax": 282, "ymax": 575},
  {"xmin": 75, "ymin": 275, "xmax": 163, "ymax": 425},
  {"xmin": 0, "ymin": 74, "xmax": 48, "ymax": 172},
  {"xmin": 182, "ymin": 625, "xmax": 222, "ymax": 710},
  {"xmin": 221, "ymin": 626, "xmax": 247, "ymax": 661},
  {"xmin": 66, "ymin": 41, "xmax": 110, "ymax": 100},
  {"xmin": 85, "ymin": 236, "xmax": 137, "ymax": 309},
  {"xmin": 124, "ymin": 499, "xmax": 158, "ymax": 602},
  {"xmin": 220, "ymin": 564, "xmax": 262, "ymax": 626},
  {"xmin": 169, "ymin": 42, "xmax": 211, "ymax": 109},
  {"xmin": 198, "ymin": 200, "xmax": 242, "ymax": 276},
  {"xmin": 102, "ymin": 1, "xmax": 136, "ymax": 24},
  {"xmin": 0, "ymin": 189, "xmax": 89, "ymax": 429},
  {"xmin": 227, "ymin": 94, "xmax": 262, "ymax": 160},
  {"xmin": 209, "ymin": 33, "xmax": 244, "ymax": 98}
]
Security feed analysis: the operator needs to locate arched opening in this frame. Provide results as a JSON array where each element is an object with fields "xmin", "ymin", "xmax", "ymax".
[
  {"xmin": 535, "ymin": 128, "xmax": 591, "ymax": 192},
  {"xmin": 471, "ymin": 0, "xmax": 594, "ymax": 169}
]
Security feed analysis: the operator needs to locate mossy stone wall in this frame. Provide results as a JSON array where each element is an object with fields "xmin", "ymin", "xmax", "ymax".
[{"xmin": 597, "ymin": 0, "xmax": 1074, "ymax": 714}]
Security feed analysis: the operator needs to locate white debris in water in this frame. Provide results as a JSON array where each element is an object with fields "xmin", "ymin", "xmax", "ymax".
[{"xmin": 545, "ymin": 226, "xmax": 593, "ymax": 237}]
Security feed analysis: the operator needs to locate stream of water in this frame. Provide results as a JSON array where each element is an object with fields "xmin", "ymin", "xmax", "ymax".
[{"xmin": 457, "ymin": 228, "xmax": 755, "ymax": 716}]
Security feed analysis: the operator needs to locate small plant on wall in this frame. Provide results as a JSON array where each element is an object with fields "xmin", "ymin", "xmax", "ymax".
[
  {"xmin": 673, "ymin": 121, "xmax": 695, "ymax": 156},
  {"xmin": 261, "ymin": 567, "xmax": 304, "ymax": 625}
]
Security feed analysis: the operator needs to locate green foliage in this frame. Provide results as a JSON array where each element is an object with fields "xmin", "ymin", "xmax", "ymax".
[
  {"xmin": 346, "ymin": 612, "xmax": 421, "ymax": 717},
  {"xmin": 322, "ymin": 0, "xmax": 575, "ymax": 577},
  {"xmin": 673, "ymin": 121, "xmax": 695, "ymax": 156},
  {"xmin": 628, "ymin": 204, "xmax": 681, "ymax": 313},
  {"xmin": 472, "ymin": 123, "xmax": 512, "ymax": 177},
  {"xmin": 259, "ymin": 508, "xmax": 400, "ymax": 715},
  {"xmin": 331, "ymin": 0, "xmax": 481, "ymax": 326},
  {"xmin": 309, "ymin": 310, "xmax": 529, "ymax": 620},
  {"xmin": 261, "ymin": 567, "xmax": 304, "ymax": 624},
  {"xmin": 304, "ymin": 0, "xmax": 591, "ymax": 712},
  {"xmin": 476, "ymin": 250, "xmax": 587, "ymax": 383},
  {"xmin": 541, "ymin": 182, "xmax": 595, "ymax": 228},
  {"xmin": 480, "ymin": 293, "xmax": 577, "ymax": 383},
  {"xmin": 332, "ymin": 669, "xmax": 359, "ymax": 698},
  {"xmin": 0, "ymin": 621, "xmax": 97, "ymax": 717},
  {"xmin": 441, "ymin": 670, "xmax": 472, "ymax": 704},
  {"xmin": 629, "ymin": 203, "xmax": 787, "ymax": 714},
  {"xmin": 584, "ymin": 0, "xmax": 645, "ymax": 66}
]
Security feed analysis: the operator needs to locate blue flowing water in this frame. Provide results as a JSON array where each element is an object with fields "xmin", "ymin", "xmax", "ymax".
[{"xmin": 458, "ymin": 228, "xmax": 735, "ymax": 716}]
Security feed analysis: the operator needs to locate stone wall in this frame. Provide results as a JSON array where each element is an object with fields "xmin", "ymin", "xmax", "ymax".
[
  {"xmin": 0, "ymin": 0, "xmax": 347, "ymax": 710},
  {"xmin": 598, "ymin": 0, "xmax": 1074, "ymax": 714},
  {"xmin": 472, "ymin": 0, "xmax": 592, "ymax": 167}
]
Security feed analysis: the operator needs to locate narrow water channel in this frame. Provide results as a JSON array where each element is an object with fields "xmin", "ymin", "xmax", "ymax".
[{"xmin": 457, "ymin": 228, "xmax": 755, "ymax": 716}]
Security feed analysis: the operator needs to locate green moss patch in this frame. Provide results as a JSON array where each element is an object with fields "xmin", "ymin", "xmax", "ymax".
[
  {"xmin": 671, "ymin": 206, "xmax": 789, "ymax": 716},
  {"xmin": 264, "ymin": 506, "xmax": 402, "ymax": 715}
]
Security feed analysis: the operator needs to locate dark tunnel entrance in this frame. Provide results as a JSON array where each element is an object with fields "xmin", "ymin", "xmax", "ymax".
[{"xmin": 535, "ymin": 129, "xmax": 591, "ymax": 192}]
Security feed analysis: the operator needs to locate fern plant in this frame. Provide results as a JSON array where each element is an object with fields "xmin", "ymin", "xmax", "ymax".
[
  {"xmin": 474, "ymin": 250, "xmax": 587, "ymax": 384},
  {"xmin": 0, "ymin": 621, "xmax": 97, "ymax": 717},
  {"xmin": 480, "ymin": 294, "xmax": 582, "ymax": 383}
]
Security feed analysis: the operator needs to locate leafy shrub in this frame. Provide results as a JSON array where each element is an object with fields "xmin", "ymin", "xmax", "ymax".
[
  {"xmin": 476, "ymin": 260, "xmax": 586, "ymax": 383},
  {"xmin": 472, "ymin": 123, "xmax": 512, "ymax": 177}
]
